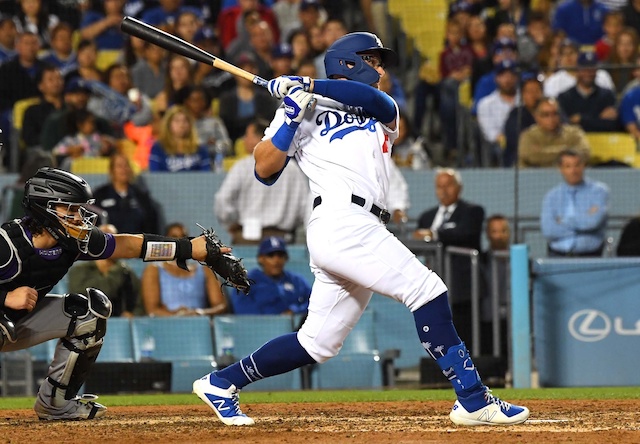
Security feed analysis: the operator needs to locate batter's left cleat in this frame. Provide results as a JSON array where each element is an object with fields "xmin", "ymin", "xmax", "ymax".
[
  {"xmin": 449, "ymin": 387, "xmax": 529, "ymax": 426},
  {"xmin": 193, "ymin": 373, "xmax": 255, "ymax": 426}
]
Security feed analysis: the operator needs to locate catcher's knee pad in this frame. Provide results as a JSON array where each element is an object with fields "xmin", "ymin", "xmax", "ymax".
[{"xmin": 47, "ymin": 288, "xmax": 112, "ymax": 401}]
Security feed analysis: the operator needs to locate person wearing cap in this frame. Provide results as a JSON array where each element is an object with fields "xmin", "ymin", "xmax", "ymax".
[
  {"xmin": 471, "ymin": 37, "xmax": 518, "ymax": 115},
  {"xmin": 228, "ymin": 236, "xmax": 311, "ymax": 315},
  {"xmin": 552, "ymin": 0, "xmax": 607, "ymax": 45},
  {"xmin": 518, "ymin": 97, "xmax": 591, "ymax": 167},
  {"xmin": 216, "ymin": 0, "xmax": 280, "ymax": 51},
  {"xmin": 543, "ymin": 40, "xmax": 615, "ymax": 98},
  {"xmin": 0, "ymin": 15, "xmax": 17, "ymax": 65},
  {"xmin": 476, "ymin": 59, "xmax": 519, "ymax": 166},
  {"xmin": 140, "ymin": 0, "xmax": 204, "ymax": 32},
  {"xmin": 40, "ymin": 77, "xmax": 114, "ymax": 152},
  {"xmin": 271, "ymin": 42, "xmax": 294, "ymax": 77},
  {"xmin": 557, "ymin": 50, "xmax": 620, "ymax": 132}
]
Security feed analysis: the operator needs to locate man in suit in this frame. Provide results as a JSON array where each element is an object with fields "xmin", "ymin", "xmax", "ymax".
[{"xmin": 413, "ymin": 168, "xmax": 485, "ymax": 352}]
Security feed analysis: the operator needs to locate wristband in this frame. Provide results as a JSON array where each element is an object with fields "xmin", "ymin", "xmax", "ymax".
[
  {"xmin": 271, "ymin": 122, "xmax": 298, "ymax": 152},
  {"xmin": 140, "ymin": 234, "xmax": 192, "ymax": 270}
]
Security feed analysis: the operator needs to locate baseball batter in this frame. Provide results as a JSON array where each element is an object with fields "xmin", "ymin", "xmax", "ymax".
[
  {"xmin": 0, "ymin": 168, "xmax": 221, "ymax": 420},
  {"xmin": 193, "ymin": 32, "xmax": 529, "ymax": 427}
]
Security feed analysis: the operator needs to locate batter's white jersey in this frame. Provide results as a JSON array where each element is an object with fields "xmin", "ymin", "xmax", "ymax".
[{"xmin": 263, "ymin": 93, "xmax": 447, "ymax": 363}]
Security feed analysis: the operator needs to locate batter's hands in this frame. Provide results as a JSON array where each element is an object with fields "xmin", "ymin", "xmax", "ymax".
[
  {"xmin": 267, "ymin": 75, "xmax": 313, "ymax": 99},
  {"xmin": 284, "ymin": 87, "xmax": 314, "ymax": 126},
  {"xmin": 5, "ymin": 287, "xmax": 38, "ymax": 312}
]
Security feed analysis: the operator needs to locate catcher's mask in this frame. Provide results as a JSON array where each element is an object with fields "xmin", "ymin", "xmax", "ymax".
[{"xmin": 23, "ymin": 167, "xmax": 97, "ymax": 253}]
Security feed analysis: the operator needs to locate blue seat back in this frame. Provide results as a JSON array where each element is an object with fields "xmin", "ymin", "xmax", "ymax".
[
  {"xmin": 340, "ymin": 308, "xmax": 377, "ymax": 354},
  {"xmin": 98, "ymin": 317, "xmax": 134, "ymax": 362},
  {"xmin": 131, "ymin": 316, "xmax": 214, "ymax": 361},
  {"xmin": 212, "ymin": 315, "xmax": 294, "ymax": 358}
]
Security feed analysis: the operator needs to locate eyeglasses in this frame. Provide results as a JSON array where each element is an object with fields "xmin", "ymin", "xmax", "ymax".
[{"xmin": 360, "ymin": 54, "xmax": 385, "ymax": 69}]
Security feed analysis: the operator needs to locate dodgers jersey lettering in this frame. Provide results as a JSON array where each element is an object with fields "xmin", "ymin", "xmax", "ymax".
[{"xmin": 264, "ymin": 96, "xmax": 399, "ymax": 209}]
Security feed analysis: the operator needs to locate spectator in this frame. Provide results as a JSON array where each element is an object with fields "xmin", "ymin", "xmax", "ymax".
[
  {"xmin": 21, "ymin": 64, "xmax": 64, "ymax": 150},
  {"xmin": 295, "ymin": 58, "xmax": 317, "ymax": 78},
  {"xmin": 174, "ymin": 9, "xmax": 202, "ymax": 46},
  {"xmin": 0, "ymin": 16, "xmax": 17, "ymax": 64},
  {"xmin": 140, "ymin": 0, "xmax": 203, "ymax": 30},
  {"xmin": 52, "ymin": 108, "xmax": 117, "ymax": 170},
  {"xmin": 551, "ymin": 0, "xmax": 607, "ymax": 45},
  {"xmin": 503, "ymin": 76, "xmax": 542, "ymax": 167},
  {"xmin": 130, "ymin": 40, "xmax": 167, "ymax": 100},
  {"xmin": 141, "ymin": 222, "xmax": 228, "ymax": 317},
  {"xmin": 620, "ymin": 53, "xmax": 640, "ymax": 96},
  {"xmin": 39, "ymin": 23, "xmax": 76, "ymax": 77},
  {"xmin": 229, "ymin": 236, "xmax": 311, "ymax": 315},
  {"xmin": 438, "ymin": 19, "xmax": 475, "ymax": 163},
  {"xmin": 541, "ymin": 148, "xmax": 609, "ymax": 257},
  {"xmin": 243, "ymin": 20, "xmax": 277, "ymax": 80},
  {"xmin": 518, "ymin": 97, "xmax": 591, "ymax": 167},
  {"xmin": 154, "ymin": 54, "xmax": 194, "ymax": 117},
  {"xmin": 13, "ymin": 0, "xmax": 59, "ymax": 49},
  {"xmin": 471, "ymin": 37, "xmax": 518, "ymax": 115},
  {"xmin": 485, "ymin": 0, "xmax": 531, "ymax": 40},
  {"xmin": 288, "ymin": 28, "xmax": 312, "ymax": 73},
  {"xmin": 40, "ymin": 77, "xmax": 114, "ymax": 151},
  {"xmin": 517, "ymin": 11, "xmax": 552, "ymax": 71},
  {"xmin": 466, "ymin": 15, "xmax": 489, "ymax": 61},
  {"xmin": 616, "ymin": 214, "xmax": 640, "ymax": 256},
  {"xmin": 0, "ymin": 32, "xmax": 44, "ymax": 113},
  {"xmin": 595, "ymin": 11, "xmax": 624, "ymax": 61},
  {"xmin": 543, "ymin": 40, "xmax": 615, "ymax": 98},
  {"xmin": 557, "ymin": 50, "xmax": 620, "ymax": 132},
  {"xmin": 63, "ymin": 39, "xmax": 103, "ymax": 83},
  {"xmin": 607, "ymin": 26, "xmax": 639, "ymax": 94},
  {"xmin": 271, "ymin": 42, "xmax": 294, "ymax": 77},
  {"xmin": 391, "ymin": 112, "xmax": 430, "ymax": 170},
  {"xmin": 295, "ymin": 0, "xmax": 326, "ymax": 36},
  {"xmin": 476, "ymin": 59, "xmax": 519, "ymax": 166},
  {"xmin": 179, "ymin": 85, "xmax": 232, "ymax": 164},
  {"xmin": 79, "ymin": 0, "xmax": 125, "ymax": 51},
  {"xmin": 272, "ymin": 0, "xmax": 306, "ymax": 44},
  {"xmin": 217, "ymin": 0, "xmax": 279, "ymax": 51},
  {"xmin": 148, "ymin": 104, "xmax": 211, "ymax": 172},
  {"xmin": 68, "ymin": 224, "xmax": 142, "ymax": 318},
  {"xmin": 225, "ymin": 8, "xmax": 262, "ymax": 63},
  {"xmin": 413, "ymin": 168, "xmax": 485, "ymax": 351},
  {"xmin": 93, "ymin": 152, "xmax": 161, "ymax": 234},
  {"xmin": 196, "ymin": 29, "xmax": 236, "ymax": 100},
  {"xmin": 313, "ymin": 18, "xmax": 347, "ymax": 79},
  {"xmin": 93, "ymin": 62, "xmax": 153, "ymax": 126},
  {"xmin": 622, "ymin": 0, "xmax": 640, "ymax": 36},
  {"xmin": 616, "ymin": 78, "xmax": 640, "ymax": 139},
  {"xmin": 218, "ymin": 52, "xmax": 279, "ymax": 143},
  {"xmin": 479, "ymin": 214, "xmax": 511, "ymax": 358},
  {"xmin": 214, "ymin": 119, "xmax": 310, "ymax": 244},
  {"xmin": 307, "ymin": 24, "xmax": 325, "ymax": 58}
]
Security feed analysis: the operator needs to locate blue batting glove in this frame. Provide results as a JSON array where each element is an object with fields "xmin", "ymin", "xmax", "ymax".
[
  {"xmin": 283, "ymin": 87, "xmax": 314, "ymax": 126},
  {"xmin": 267, "ymin": 75, "xmax": 313, "ymax": 99}
]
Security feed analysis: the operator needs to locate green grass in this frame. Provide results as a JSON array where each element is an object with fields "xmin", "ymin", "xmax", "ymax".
[{"xmin": 1, "ymin": 386, "xmax": 639, "ymax": 410}]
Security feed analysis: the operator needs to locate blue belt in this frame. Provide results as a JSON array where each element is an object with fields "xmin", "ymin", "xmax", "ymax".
[{"xmin": 313, "ymin": 194, "xmax": 391, "ymax": 225}]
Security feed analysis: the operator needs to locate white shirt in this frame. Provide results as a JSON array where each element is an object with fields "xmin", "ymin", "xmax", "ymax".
[
  {"xmin": 264, "ymin": 96, "xmax": 399, "ymax": 212},
  {"xmin": 543, "ymin": 69, "xmax": 615, "ymax": 98},
  {"xmin": 477, "ymin": 90, "xmax": 518, "ymax": 143}
]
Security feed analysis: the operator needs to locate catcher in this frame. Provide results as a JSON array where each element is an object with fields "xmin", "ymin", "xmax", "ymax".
[{"xmin": 0, "ymin": 167, "xmax": 248, "ymax": 420}]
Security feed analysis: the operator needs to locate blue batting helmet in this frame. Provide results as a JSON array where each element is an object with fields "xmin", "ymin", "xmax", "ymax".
[{"xmin": 324, "ymin": 32, "xmax": 398, "ymax": 85}]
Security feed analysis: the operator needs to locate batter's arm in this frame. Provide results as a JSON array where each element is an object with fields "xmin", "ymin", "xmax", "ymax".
[{"xmin": 254, "ymin": 138, "xmax": 290, "ymax": 185}]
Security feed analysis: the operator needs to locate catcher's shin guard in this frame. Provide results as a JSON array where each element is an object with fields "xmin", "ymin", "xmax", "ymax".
[{"xmin": 40, "ymin": 289, "xmax": 111, "ymax": 406}]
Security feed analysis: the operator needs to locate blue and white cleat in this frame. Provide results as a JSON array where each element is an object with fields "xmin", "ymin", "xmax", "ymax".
[
  {"xmin": 449, "ymin": 387, "xmax": 530, "ymax": 426},
  {"xmin": 193, "ymin": 373, "xmax": 255, "ymax": 426}
]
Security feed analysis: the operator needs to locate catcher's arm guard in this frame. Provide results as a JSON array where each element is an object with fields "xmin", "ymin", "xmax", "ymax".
[{"xmin": 196, "ymin": 224, "xmax": 251, "ymax": 294}]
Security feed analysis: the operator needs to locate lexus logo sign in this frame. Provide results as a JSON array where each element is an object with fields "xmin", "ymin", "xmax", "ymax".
[{"xmin": 568, "ymin": 310, "xmax": 611, "ymax": 342}]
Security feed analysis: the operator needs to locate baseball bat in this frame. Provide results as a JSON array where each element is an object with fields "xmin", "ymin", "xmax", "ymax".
[{"xmin": 120, "ymin": 16, "xmax": 268, "ymax": 88}]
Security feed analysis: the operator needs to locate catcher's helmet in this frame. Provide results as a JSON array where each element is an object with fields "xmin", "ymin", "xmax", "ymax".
[
  {"xmin": 23, "ymin": 167, "xmax": 97, "ymax": 252},
  {"xmin": 324, "ymin": 32, "xmax": 398, "ymax": 85}
]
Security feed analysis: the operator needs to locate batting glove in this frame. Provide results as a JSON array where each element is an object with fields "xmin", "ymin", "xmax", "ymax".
[
  {"xmin": 283, "ymin": 87, "xmax": 314, "ymax": 126},
  {"xmin": 267, "ymin": 75, "xmax": 312, "ymax": 99}
]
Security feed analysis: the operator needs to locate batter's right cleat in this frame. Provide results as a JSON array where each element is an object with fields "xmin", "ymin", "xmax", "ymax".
[
  {"xmin": 449, "ymin": 387, "xmax": 529, "ymax": 426},
  {"xmin": 193, "ymin": 373, "xmax": 254, "ymax": 426},
  {"xmin": 34, "ymin": 394, "xmax": 106, "ymax": 420}
]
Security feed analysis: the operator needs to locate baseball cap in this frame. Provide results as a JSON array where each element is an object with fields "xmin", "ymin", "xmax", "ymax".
[
  {"xmin": 577, "ymin": 50, "xmax": 598, "ymax": 67},
  {"xmin": 194, "ymin": 26, "xmax": 217, "ymax": 44},
  {"xmin": 448, "ymin": 0, "xmax": 474, "ymax": 17},
  {"xmin": 272, "ymin": 42, "xmax": 293, "ymax": 59},
  {"xmin": 495, "ymin": 59, "xmax": 518, "ymax": 73},
  {"xmin": 491, "ymin": 37, "xmax": 518, "ymax": 56},
  {"xmin": 300, "ymin": 0, "xmax": 321, "ymax": 11},
  {"xmin": 258, "ymin": 236, "xmax": 288, "ymax": 256},
  {"xmin": 64, "ymin": 77, "xmax": 91, "ymax": 94},
  {"xmin": 234, "ymin": 51, "xmax": 257, "ymax": 66}
]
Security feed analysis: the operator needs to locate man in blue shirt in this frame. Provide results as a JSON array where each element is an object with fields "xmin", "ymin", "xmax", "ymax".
[
  {"xmin": 541, "ymin": 148, "xmax": 609, "ymax": 256},
  {"xmin": 552, "ymin": 0, "xmax": 608, "ymax": 45},
  {"xmin": 230, "ymin": 237, "xmax": 311, "ymax": 315}
]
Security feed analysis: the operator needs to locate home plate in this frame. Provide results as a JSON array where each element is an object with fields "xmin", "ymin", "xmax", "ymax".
[{"xmin": 527, "ymin": 419, "xmax": 571, "ymax": 423}]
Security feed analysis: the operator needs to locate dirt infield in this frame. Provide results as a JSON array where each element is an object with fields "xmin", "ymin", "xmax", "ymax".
[{"xmin": 1, "ymin": 399, "xmax": 639, "ymax": 443}]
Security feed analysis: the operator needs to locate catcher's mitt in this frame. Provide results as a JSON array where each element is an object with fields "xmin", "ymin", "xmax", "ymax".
[{"xmin": 197, "ymin": 224, "xmax": 251, "ymax": 294}]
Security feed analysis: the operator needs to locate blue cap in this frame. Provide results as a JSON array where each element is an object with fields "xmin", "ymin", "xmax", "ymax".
[
  {"xmin": 258, "ymin": 236, "xmax": 288, "ymax": 256},
  {"xmin": 300, "ymin": 0, "xmax": 321, "ymax": 10},
  {"xmin": 64, "ymin": 77, "xmax": 91, "ymax": 93},
  {"xmin": 194, "ymin": 26, "xmax": 216, "ymax": 43},
  {"xmin": 495, "ymin": 59, "xmax": 517, "ymax": 73},
  {"xmin": 272, "ymin": 42, "xmax": 293, "ymax": 59},
  {"xmin": 491, "ymin": 37, "xmax": 518, "ymax": 55},
  {"xmin": 577, "ymin": 50, "xmax": 598, "ymax": 67}
]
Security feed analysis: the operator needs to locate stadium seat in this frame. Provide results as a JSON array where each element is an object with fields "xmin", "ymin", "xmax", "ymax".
[
  {"xmin": 585, "ymin": 132, "xmax": 637, "ymax": 166},
  {"xmin": 131, "ymin": 317, "xmax": 217, "ymax": 393},
  {"xmin": 97, "ymin": 317, "xmax": 134, "ymax": 363},
  {"xmin": 212, "ymin": 314, "xmax": 301, "ymax": 391},
  {"xmin": 311, "ymin": 309, "xmax": 383, "ymax": 389},
  {"xmin": 95, "ymin": 49, "xmax": 122, "ymax": 71}
]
